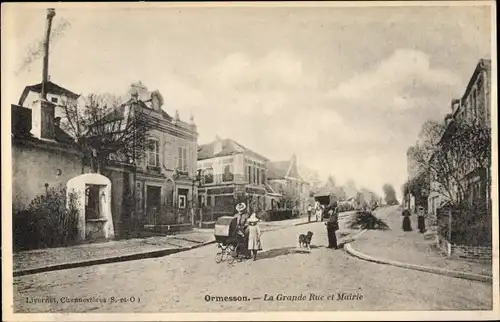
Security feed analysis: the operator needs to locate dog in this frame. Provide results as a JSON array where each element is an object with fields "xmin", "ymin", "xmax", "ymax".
[{"xmin": 298, "ymin": 231, "xmax": 314, "ymax": 250}]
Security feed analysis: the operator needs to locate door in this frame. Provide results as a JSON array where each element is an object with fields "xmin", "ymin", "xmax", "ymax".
[{"xmin": 146, "ymin": 186, "xmax": 162, "ymax": 225}]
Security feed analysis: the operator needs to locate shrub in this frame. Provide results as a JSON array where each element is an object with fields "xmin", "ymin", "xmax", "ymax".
[
  {"xmin": 13, "ymin": 187, "xmax": 80, "ymax": 251},
  {"xmin": 348, "ymin": 210, "xmax": 390, "ymax": 230},
  {"xmin": 448, "ymin": 200, "xmax": 492, "ymax": 247}
]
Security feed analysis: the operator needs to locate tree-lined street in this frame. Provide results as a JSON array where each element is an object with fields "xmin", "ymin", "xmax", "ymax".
[{"xmin": 14, "ymin": 206, "xmax": 492, "ymax": 313}]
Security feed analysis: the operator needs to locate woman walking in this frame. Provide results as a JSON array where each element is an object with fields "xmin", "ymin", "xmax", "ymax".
[
  {"xmin": 402, "ymin": 207, "xmax": 412, "ymax": 231},
  {"xmin": 247, "ymin": 213, "xmax": 262, "ymax": 261},
  {"xmin": 325, "ymin": 203, "xmax": 339, "ymax": 249}
]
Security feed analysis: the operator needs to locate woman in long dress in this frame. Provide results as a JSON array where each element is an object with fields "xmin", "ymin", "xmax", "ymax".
[
  {"xmin": 247, "ymin": 213, "xmax": 262, "ymax": 261},
  {"xmin": 402, "ymin": 207, "xmax": 412, "ymax": 231},
  {"xmin": 234, "ymin": 203, "xmax": 250, "ymax": 257}
]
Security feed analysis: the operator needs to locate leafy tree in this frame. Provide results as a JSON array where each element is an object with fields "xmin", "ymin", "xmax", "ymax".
[{"xmin": 382, "ymin": 183, "xmax": 398, "ymax": 205}]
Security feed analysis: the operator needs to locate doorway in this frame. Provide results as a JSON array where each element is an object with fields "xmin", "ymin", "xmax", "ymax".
[{"xmin": 146, "ymin": 186, "xmax": 162, "ymax": 225}]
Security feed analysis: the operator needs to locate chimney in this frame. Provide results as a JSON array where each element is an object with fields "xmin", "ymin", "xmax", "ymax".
[
  {"xmin": 213, "ymin": 136, "xmax": 223, "ymax": 154},
  {"xmin": 31, "ymin": 100, "xmax": 56, "ymax": 140},
  {"xmin": 451, "ymin": 99, "xmax": 460, "ymax": 114},
  {"xmin": 444, "ymin": 113, "xmax": 453, "ymax": 125},
  {"xmin": 41, "ymin": 8, "xmax": 56, "ymax": 100}
]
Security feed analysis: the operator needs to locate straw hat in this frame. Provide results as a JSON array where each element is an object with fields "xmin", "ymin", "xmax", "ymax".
[
  {"xmin": 235, "ymin": 203, "xmax": 246, "ymax": 212},
  {"xmin": 248, "ymin": 213, "xmax": 260, "ymax": 223}
]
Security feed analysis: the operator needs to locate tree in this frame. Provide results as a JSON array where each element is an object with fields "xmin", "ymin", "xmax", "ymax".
[
  {"xmin": 61, "ymin": 94, "xmax": 153, "ymax": 174},
  {"xmin": 409, "ymin": 118, "xmax": 491, "ymax": 207},
  {"xmin": 382, "ymin": 183, "xmax": 398, "ymax": 205},
  {"xmin": 326, "ymin": 175, "xmax": 336, "ymax": 187}
]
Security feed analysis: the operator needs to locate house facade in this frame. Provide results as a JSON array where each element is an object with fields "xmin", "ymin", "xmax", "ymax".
[
  {"xmin": 427, "ymin": 59, "xmax": 491, "ymax": 217},
  {"xmin": 197, "ymin": 137, "xmax": 272, "ymax": 217},
  {"xmin": 267, "ymin": 154, "xmax": 311, "ymax": 215},
  {"xmin": 106, "ymin": 82, "xmax": 199, "ymax": 232}
]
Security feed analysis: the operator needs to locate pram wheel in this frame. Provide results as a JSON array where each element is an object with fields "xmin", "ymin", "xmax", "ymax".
[{"xmin": 215, "ymin": 251, "xmax": 223, "ymax": 263}]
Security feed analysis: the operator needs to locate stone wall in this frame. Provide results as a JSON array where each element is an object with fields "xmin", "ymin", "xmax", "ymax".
[{"xmin": 437, "ymin": 234, "xmax": 492, "ymax": 261}]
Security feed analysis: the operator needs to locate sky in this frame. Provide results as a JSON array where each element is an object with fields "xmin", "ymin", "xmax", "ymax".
[{"xmin": 2, "ymin": 3, "xmax": 492, "ymax": 198}]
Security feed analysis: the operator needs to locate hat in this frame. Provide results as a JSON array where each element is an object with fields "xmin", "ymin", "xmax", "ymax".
[
  {"xmin": 235, "ymin": 203, "xmax": 246, "ymax": 212},
  {"xmin": 248, "ymin": 213, "xmax": 260, "ymax": 223}
]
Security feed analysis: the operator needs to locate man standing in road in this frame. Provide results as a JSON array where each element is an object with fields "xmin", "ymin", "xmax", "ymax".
[
  {"xmin": 307, "ymin": 204, "xmax": 313, "ymax": 222},
  {"xmin": 325, "ymin": 202, "xmax": 339, "ymax": 249}
]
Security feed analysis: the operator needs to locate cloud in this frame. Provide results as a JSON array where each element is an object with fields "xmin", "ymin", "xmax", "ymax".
[
  {"xmin": 327, "ymin": 49, "xmax": 460, "ymax": 111},
  {"xmin": 205, "ymin": 50, "xmax": 308, "ymax": 91}
]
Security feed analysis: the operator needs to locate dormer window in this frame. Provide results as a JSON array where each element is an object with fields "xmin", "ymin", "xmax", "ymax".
[{"xmin": 51, "ymin": 97, "xmax": 59, "ymax": 104}]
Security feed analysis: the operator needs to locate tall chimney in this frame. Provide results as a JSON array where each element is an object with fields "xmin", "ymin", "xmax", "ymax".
[{"xmin": 41, "ymin": 8, "xmax": 56, "ymax": 100}]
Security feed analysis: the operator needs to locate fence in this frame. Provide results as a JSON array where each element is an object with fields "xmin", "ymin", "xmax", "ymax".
[
  {"xmin": 144, "ymin": 206, "xmax": 193, "ymax": 227},
  {"xmin": 436, "ymin": 207, "xmax": 492, "ymax": 260}
]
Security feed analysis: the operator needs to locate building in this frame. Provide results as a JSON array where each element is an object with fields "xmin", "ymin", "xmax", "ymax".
[
  {"xmin": 12, "ymin": 81, "xmax": 85, "ymax": 211},
  {"xmin": 17, "ymin": 81, "xmax": 80, "ymax": 122},
  {"xmin": 427, "ymin": 59, "xmax": 491, "ymax": 218},
  {"xmin": 267, "ymin": 154, "xmax": 311, "ymax": 215},
  {"xmin": 105, "ymin": 82, "xmax": 199, "ymax": 232},
  {"xmin": 12, "ymin": 80, "xmax": 200, "ymax": 236},
  {"xmin": 197, "ymin": 137, "xmax": 270, "ymax": 217}
]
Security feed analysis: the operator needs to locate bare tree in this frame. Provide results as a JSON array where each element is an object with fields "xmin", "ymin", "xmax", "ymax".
[
  {"xmin": 60, "ymin": 93, "xmax": 153, "ymax": 174},
  {"xmin": 409, "ymin": 117, "xmax": 491, "ymax": 207}
]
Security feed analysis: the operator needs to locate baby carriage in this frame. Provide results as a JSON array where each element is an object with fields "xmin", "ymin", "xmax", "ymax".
[{"xmin": 214, "ymin": 216, "xmax": 249, "ymax": 264}]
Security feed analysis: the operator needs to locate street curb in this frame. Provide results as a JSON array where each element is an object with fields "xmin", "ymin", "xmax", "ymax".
[
  {"xmin": 345, "ymin": 241, "xmax": 492, "ymax": 284},
  {"xmin": 13, "ymin": 240, "xmax": 217, "ymax": 277},
  {"xmin": 13, "ymin": 222, "xmax": 306, "ymax": 277}
]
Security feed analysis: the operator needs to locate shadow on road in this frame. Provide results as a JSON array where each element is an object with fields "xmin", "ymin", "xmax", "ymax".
[{"xmin": 257, "ymin": 247, "xmax": 314, "ymax": 260}]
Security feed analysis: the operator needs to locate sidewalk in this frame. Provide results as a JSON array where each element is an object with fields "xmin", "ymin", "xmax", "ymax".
[
  {"xmin": 13, "ymin": 216, "xmax": 314, "ymax": 276},
  {"xmin": 349, "ymin": 207, "xmax": 492, "ymax": 278}
]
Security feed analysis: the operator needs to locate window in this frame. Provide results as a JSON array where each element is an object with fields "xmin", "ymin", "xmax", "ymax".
[
  {"xmin": 248, "ymin": 166, "xmax": 253, "ymax": 184},
  {"xmin": 256, "ymin": 168, "xmax": 260, "ymax": 185},
  {"xmin": 204, "ymin": 168, "xmax": 214, "ymax": 184},
  {"xmin": 177, "ymin": 146, "xmax": 188, "ymax": 172},
  {"xmin": 146, "ymin": 139, "xmax": 160, "ymax": 167},
  {"xmin": 222, "ymin": 165, "xmax": 234, "ymax": 182},
  {"xmin": 261, "ymin": 170, "xmax": 266, "ymax": 184},
  {"xmin": 50, "ymin": 97, "xmax": 59, "ymax": 104}
]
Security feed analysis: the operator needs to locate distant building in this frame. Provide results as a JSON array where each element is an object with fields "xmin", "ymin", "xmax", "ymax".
[
  {"xmin": 197, "ymin": 137, "xmax": 272, "ymax": 217},
  {"xmin": 267, "ymin": 154, "xmax": 311, "ymax": 215}
]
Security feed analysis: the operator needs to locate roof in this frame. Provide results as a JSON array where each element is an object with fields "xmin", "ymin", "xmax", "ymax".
[
  {"xmin": 264, "ymin": 184, "xmax": 282, "ymax": 196},
  {"xmin": 314, "ymin": 185, "xmax": 346, "ymax": 199},
  {"xmin": 267, "ymin": 155, "xmax": 302, "ymax": 181},
  {"xmin": 340, "ymin": 185, "xmax": 359, "ymax": 199},
  {"xmin": 267, "ymin": 161, "xmax": 289, "ymax": 180},
  {"xmin": 97, "ymin": 98, "xmax": 173, "ymax": 126},
  {"xmin": 197, "ymin": 138, "xmax": 269, "ymax": 161},
  {"xmin": 18, "ymin": 81, "xmax": 80, "ymax": 106}
]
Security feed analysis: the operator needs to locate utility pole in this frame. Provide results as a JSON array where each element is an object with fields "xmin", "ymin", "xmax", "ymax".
[{"xmin": 41, "ymin": 8, "xmax": 56, "ymax": 100}]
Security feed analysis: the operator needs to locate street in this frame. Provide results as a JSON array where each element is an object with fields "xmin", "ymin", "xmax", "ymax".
[{"xmin": 13, "ymin": 206, "xmax": 492, "ymax": 313}]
